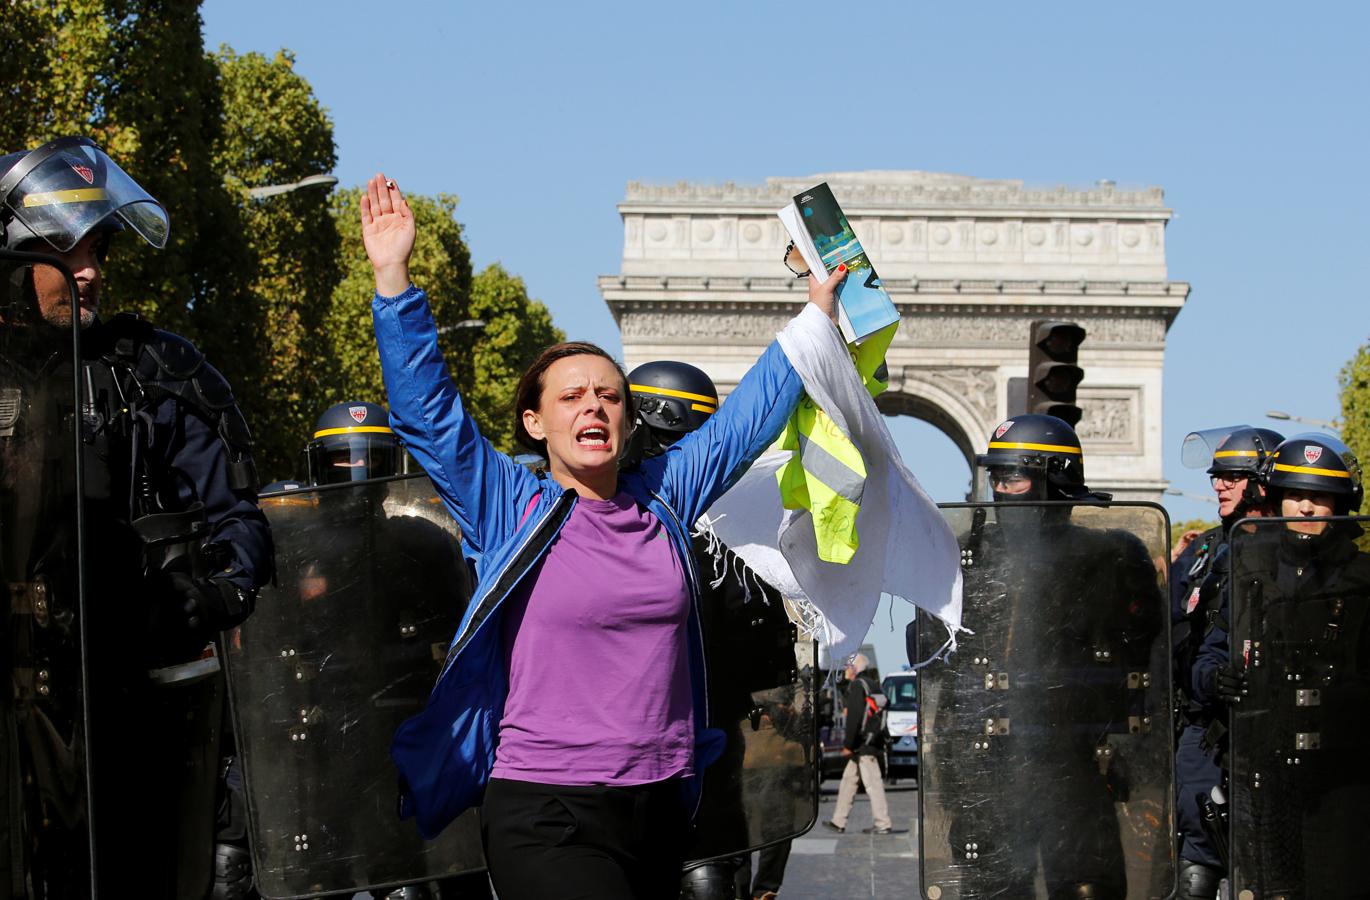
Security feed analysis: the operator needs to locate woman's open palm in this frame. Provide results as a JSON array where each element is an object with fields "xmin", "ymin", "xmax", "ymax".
[{"xmin": 361, "ymin": 173, "xmax": 415, "ymax": 280}]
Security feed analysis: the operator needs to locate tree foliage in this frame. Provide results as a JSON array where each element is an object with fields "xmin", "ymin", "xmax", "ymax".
[
  {"xmin": 1171, "ymin": 517, "xmax": 1218, "ymax": 549},
  {"xmin": 212, "ymin": 47, "xmax": 338, "ymax": 475},
  {"xmin": 324, "ymin": 189, "xmax": 472, "ymax": 409},
  {"xmin": 1340, "ymin": 339, "xmax": 1370, "ymax": 471},
  {"xmin": 465, "ymin": 264, "xmax": 565, "ymax": 452},
  {"xmin": 1338, "ymin": 340, "xmax": 1370, "ymax": 551},
  {"xmin": 2, "ymin": 1, "xmax": 250, "ymax": 338},
  {"xmin": 2, "ymin": 1, "xmax": 564, "ymax": 479}
]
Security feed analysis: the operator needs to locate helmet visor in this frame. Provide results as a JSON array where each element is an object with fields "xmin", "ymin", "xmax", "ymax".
[
  {"xmin": 3, "ymin": 141, "xmax": 169, "ymax": 252},
  {"xmin": 309, "ymin": 434, "xmax": 400, "ymax": 485},
  {"xmin": 1181, "ymin": 425, "xmax": 1250, "ymax": 469}
]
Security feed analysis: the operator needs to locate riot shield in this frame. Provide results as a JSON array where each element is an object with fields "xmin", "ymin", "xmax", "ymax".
[
  {"xmin": 1227, "ymin": 515, "xmax": 1370, "ymax": 900},
  {"xmin": 917, "ymin": 501, "xmax": 1174, "ymax": 900},
  {"xmin": 0, "ymin": 248, "xmax": 96, "ymax": 894},
  {"xmin": 227, "ymin": 475, "xmax": 485, "ymax": 898},
  {"xmin": 684, "ymin": 542, "xmax": 819, "ymax": 864}
]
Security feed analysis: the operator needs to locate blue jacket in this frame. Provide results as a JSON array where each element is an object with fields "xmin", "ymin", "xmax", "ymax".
[{"xmin": 372, "ymin": 286, "xmax": 806, "ymax": 839}]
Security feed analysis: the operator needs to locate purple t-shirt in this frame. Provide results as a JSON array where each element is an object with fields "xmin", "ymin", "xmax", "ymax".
[{"xmin": 491, "ymin": 491, "xmax": 695, "ymax": 785}]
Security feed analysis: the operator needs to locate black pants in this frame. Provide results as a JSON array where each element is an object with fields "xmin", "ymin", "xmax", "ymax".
[
  {"xmin": 752, "ymin": 840, "xmax": 793, "ymax": 894},
  {"xmin": 481, "ymin": 777, "xmax": 688, "ymax": 900}
]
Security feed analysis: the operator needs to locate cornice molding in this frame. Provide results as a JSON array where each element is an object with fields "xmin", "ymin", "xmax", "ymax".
[
  {"xmin": 600, "ymin": 274, "xmax": 1189, "ymax": 298},
  {"xmin": 621, "ymin": 172, "xmax": 1169, "ymax": 216},
  {"xmin": 614, "ymin": 304, "xmax": 1173, "ymax": 345}
]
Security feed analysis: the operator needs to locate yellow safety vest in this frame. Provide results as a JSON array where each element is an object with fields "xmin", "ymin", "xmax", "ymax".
[{"xmin": 777, "ymin": 322, "xmax": 898, "ymax": 564}]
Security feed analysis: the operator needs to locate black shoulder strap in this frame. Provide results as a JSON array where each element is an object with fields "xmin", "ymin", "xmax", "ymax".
[{"xmin": 116, "ymin": 319, "xmax": 258, "ymax": 493}]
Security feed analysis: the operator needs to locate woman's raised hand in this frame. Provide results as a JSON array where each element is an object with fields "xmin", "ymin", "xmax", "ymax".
[
  {"xmin": 807, "ymin": 265, "xmax": 847, "ymax": 324},
  {"xmin": 362, "ymin": 173, "xmax": 415, "ymax": 297}
]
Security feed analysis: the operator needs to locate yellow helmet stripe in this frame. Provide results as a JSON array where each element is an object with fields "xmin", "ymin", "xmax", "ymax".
[
  {"xmin": 313, "ymin": 425, "xmax": 394, "ymax": 439},
  {"xmin": 1214, "ymin": 450, "xmax": 1260, "ymax": 458},
  {"xmin": 23, "ymin": 188, "xmax": 108, "ymax": 207},
  {"xmin": 629, "ymin": 383, "xmax": 718, "ymax": 408},
  {"xmin": 988, "ymin": 441, "xmax": 1082, "ymax": 454},
  {"xmin": 1272, "ymin": 462, "xmax": 1351, "ymax": 478},
  {"xmin": 690, "ymin": 403, "xmax": 715, "ymax": 413}
]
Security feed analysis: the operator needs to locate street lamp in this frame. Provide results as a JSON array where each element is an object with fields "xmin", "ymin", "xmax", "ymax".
[
  {"xmin": 436, "ymin": 319, "xmax": 487, "ymax": 335},
  {"xmin": 1265, "ymin": 410, "xmax": 1340, "ymax": 433},
  {"xmin": 246, "ymin": 174, "xmax": 339, "ymax": 199},
  {"xmin": 1165, "ymin": 488, "xmax": 1218, "ymax": 505}
]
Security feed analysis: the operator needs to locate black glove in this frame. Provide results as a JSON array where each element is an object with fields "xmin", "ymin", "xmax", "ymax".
[
  {"xmin": 149, "ymin": 572, "xmax": 254, "ymax": 661},
  {"xmin": 1210, "ymin": 665, "xmax": 1248, "ymax": 705}
]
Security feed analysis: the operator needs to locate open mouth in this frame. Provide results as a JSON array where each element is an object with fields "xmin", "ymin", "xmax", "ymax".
[{"xmin": 576, "ymin": 425, "xmax": 610, "ymax": 449}]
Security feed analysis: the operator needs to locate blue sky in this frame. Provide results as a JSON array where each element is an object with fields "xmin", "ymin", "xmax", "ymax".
[{"xmin": 203, "ymin": 1, "xmax": 1369, "ymax": 669}]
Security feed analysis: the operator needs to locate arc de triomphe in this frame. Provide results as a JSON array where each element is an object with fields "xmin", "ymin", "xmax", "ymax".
[{"xmin": 598, "ymin": 171, "xmax": 1189, "ymax": 502}]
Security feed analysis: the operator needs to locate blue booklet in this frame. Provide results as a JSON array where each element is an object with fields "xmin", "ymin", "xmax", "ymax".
[{"xmin": 779, "ymin": 182, "xmax": 900, "ymax": 343}]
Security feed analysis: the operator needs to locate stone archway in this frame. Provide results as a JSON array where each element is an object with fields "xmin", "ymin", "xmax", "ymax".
[
  {"xmin": 877, "ymin": 372, "xmax": 995, "ymax": 472},
  {"xmin": 601, "ymin": 171, "xmax": 1188, "ymax": 503}
]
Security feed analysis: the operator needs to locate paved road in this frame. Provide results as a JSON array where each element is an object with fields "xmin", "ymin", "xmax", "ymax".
[{"xmin": 760, "ymin": 779, "xmax": 921, "ymax": 899}]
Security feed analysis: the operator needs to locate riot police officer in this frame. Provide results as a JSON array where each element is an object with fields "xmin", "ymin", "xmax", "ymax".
[
  {"xmin": 1208, "ymin": 434, "xmax": 1370, "ymax": 899},
  {"xmin": 918, "ymin": 414, "xmax": 1169, "ymax": 900},
  {"xmin": 625, "ymin": 362, "xmax": 806, "ymax": 900},
  {"xmin": 304, "ymin": 400, "xmax": 404, "ymax": 484},
  {"xmin": 0, "ymin": 136, "xmax": 271, "ymax": 897},
  {"xmin": 1169, "ymin": 426, "xmax": 1281, "ymax": 898},
  {"xmin": 212, "ymin": 402, "xmax": 404, "ymax": 899},
  {"xmin": 223, "ymin": 401, "xmax": 487, "ymax": 899},
  {"xmin": 622, "ymin": 360, "xmax": 719, "ymax": 463}
]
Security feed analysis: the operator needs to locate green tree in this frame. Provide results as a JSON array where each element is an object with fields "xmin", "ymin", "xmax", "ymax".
[
  {"xmin": 98, "ymin": 0, "xmax": 251, "ymax": 338},
  {"xmin": 1340, "ymin": 339, "xmax": 1370, "ymax": 469},
  {"xmin": 0, "ymin": 0, "xmax": 113, "ymax": 153},
  {"xmin": 0, "ymin": 2, "xmax": 60, "ymax": 153},
  {"xmin": 1338, "ymin": 339, "xmax": 1370, "ymax": 550},
  {"xmin": 325, "ymin": 193, "xmax": 564, "ymax": 459},
  {"xmin": 324, "ymin": 188, "xmax": 472, "ymax": 420},
  {"xmin": 1171, "ymin": 517, "xmax": 1218, "ymax": 549},
  {"xmin": 211, "ymin": 47, "xmax": 339, "ymax": 477},
  {"xmin": 0, "ymin": 0, "xmax": 252, "ymax": 339},
  {"xmin": 465, "ymin": 263, "xmax": 564, "ymax": 452},
  {"xmin": 2, "ymin": 3, "xmax": 563, "ymax": 476}
]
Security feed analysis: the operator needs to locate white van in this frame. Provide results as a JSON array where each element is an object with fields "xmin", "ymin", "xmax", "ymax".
[{"xmin": 881, "ymin": 670, "xmax": 919, "ymax": 780}]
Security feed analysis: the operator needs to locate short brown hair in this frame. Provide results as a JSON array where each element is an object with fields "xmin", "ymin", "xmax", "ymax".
[{"xmin": 513, "ymin": 341, "xmax": 629, "ymax": 454}]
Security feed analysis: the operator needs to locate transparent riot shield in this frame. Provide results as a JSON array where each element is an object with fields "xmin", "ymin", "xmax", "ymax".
[
  {"xmin": 684, "ymin": 544, "xmax": 819, "ymax": 864},
  {"xmin": 0, "ymin": 249, "xmax": 96, "ymax": 894},
  {"xmin": 917, "ymin": 501, "xmax": 1174, "ymax": 900},
  {"xmin": 1228, "ymin": 515, "xmax": 1370, "ymax": 900},
  {"xmin": 226, "ymin": 475, "xmax": 484, "ymax": 898}
]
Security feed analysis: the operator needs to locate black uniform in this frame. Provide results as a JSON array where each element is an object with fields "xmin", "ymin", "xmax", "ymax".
[
  {"xmin": 680, "ymin": 535, "xmax": 807, "ymax": 900},
  {"xmin": 933, "ymin": 511, "xmax": 1163, "ymax": 899},
  {"xmin": 1170, "ymin": 525, "xmax": 1230, "ymax": 878},
  {"xmin": 1226, "ymin": 521, "xmax": 1370, "ymax": 898},
  {"xmin": 1, "ymin": 312, "xmax": 271, "ymax": 898}
]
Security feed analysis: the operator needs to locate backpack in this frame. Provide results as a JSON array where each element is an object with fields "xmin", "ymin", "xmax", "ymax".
[{"xmin": 858, "ymin": 677, "xmax": 888, "ymax": 746}]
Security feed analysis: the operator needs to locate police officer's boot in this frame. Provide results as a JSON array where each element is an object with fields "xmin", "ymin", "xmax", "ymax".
[
  {"xmin": 378, "ymin": 886, "xmax": 435, "ymax": 900},
  {"xmin": 1177, "ymin": 859, "xmax": 1222, "ymax": 900},
  {"xmin": 211, "ymin": 843, "xmax": 256, "ymax": 900},
  {"xmin": 680, "ymin": 862, "xmax": 742, "ymax": 899}
]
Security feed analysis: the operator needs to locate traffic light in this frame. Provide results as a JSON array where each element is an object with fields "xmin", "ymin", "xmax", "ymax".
[{"xmin": 1026, "ymin": 320, "xmax": 1086, "ymax": 427}]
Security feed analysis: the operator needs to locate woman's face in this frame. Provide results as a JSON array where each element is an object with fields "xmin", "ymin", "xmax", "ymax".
[
  {"xmin": 522, "ymin": 354, "xmax": 628, "ymax": 480},
  {"xmin": 1281, "ymin": 488, "xmax": 1337, "ymax": 535}
]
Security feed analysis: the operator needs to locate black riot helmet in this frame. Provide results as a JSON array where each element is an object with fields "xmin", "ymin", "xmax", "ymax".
[
  {"xmin": 1261, "ymin": 433, "xmax": 1363, "ymax": 515},
  {"xmin": 304, "ymin": 401, "xmax": 403, "ymax": 485},
  {"xmin": 976, "ymin": 414, "xmax": 1103, "ymax": 502},
  {"xmin": 0, "ymin": 137, "xmax": 169, "ymax": 253},
  {"xmin": 1180, "ymin": 425, "xmax": 1283, "ymax": 517},
  {"xmin": 625, "ymin": 360, "xmax": 719, "ymax": 460},
  {"xmin": 1180, "ymin": 425, "xmax": 1284, "ymax": 477}
]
